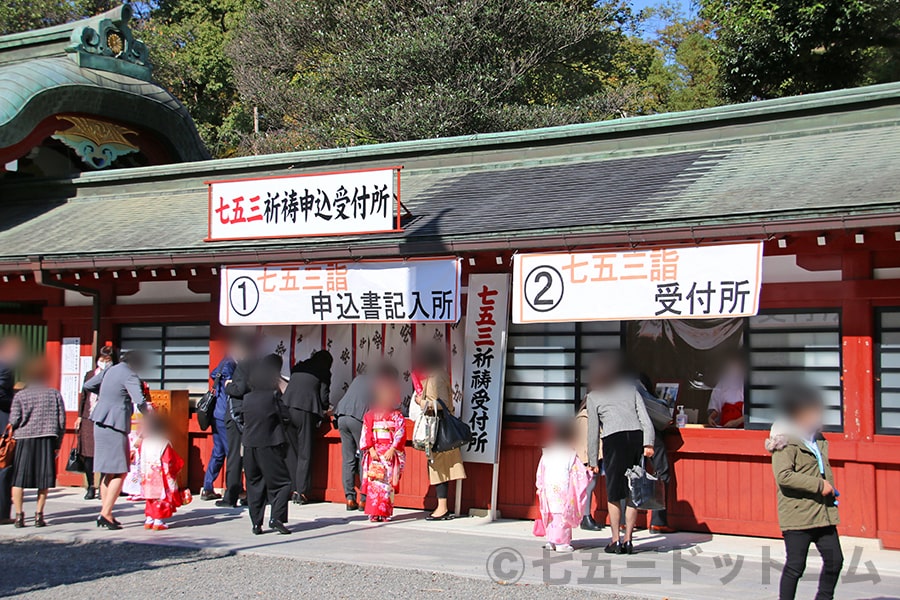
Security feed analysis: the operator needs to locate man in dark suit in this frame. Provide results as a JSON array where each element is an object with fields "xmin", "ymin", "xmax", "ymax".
[
  {"xmin": 240, "ymin": 354, "xmax": 292, "ymax": 535},
  {"xmin": 0, "ymin": 336, "xmax": 22, "ymax": 525},
  {"xmin": 333, "ymin": 373, "xmax": 373, "ymax": 510},
  {"xmin": 217, "ymin": 337, "xmax": 254, "ymax": 508}
]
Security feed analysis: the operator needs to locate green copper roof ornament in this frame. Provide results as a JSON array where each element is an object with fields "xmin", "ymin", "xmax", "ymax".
[{"xmin": 66, "ymin": 3, "xmax": 151, "ymax": 81}]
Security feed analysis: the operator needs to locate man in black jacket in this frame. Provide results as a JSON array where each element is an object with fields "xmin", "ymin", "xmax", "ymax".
[
  {"xmin": 0, "ymin": 336, "xmax": 22, "ymax": 525},
  {"xmin": 216, "ymin": 337, "xmax": 254, "ymax": 508},
  {"xmin": 241, "ymin": 355, "xmax": 292, "ymax": 535}
]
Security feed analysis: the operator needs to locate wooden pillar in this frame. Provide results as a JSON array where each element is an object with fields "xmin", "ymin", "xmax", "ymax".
[{"xmin": 839, "ymin": 250, "xmax": 877, "ymax": 537}]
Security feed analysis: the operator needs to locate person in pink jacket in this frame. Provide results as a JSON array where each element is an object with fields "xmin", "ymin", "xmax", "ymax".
[{"xmin": 535, "ymin": 421, "xmax": 592, "ymax": 552}]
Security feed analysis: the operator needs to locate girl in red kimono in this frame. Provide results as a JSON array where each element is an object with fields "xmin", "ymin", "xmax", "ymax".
[
  {"xmin": 138, "ymin": 415, "xmax": 185, "ymax": 530},
  {"xmin": 360, "ymin": 365, "xmax": 406, "ymax": 522}
]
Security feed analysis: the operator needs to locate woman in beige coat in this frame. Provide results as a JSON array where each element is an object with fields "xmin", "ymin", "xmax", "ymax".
[{"xmin": 414, "ymin": 348, "xmax": 465, "ymax": 520}]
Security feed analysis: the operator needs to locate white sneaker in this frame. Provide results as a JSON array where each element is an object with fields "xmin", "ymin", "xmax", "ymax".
[
  {"xmin": 543, "ymin": 542, "xmax": 555, "ymax": 550},
  {"xmin": 555, "ymin": 544, "xmax": 574, "ymax": 552}
]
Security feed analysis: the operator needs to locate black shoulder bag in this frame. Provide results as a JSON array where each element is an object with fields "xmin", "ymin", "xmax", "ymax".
[
  {"xmin": 197, "ymin": 373, "xmax": 221, "ymax": 431},
  {"xmin": 433, "ymin": 398, "xmax": 473, "ymax": 453}
]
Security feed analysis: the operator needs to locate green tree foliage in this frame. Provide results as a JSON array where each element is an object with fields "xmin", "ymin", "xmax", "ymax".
[
  {"xmin": 701, "ymin": 0, "xmax": 900, "ymax": 101},
  {"xmin": 138, "ymin": 0, "xmax": 255, "ymax": 156},
  {"xmin": 0, "ymin": 0, "xmax": 115, "ymax": 35},
  {"xmin": 230, "ymin": 0, "xmax": 647, "ymax": 153},
  {"xmin": 640, "ymin": 4, "xmax": 723, "ymax": 112}
]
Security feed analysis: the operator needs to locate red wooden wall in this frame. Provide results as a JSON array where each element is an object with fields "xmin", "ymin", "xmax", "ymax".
[{"xmin": 4, "ymin": 231, "xmax": 900, "ymax": 549}]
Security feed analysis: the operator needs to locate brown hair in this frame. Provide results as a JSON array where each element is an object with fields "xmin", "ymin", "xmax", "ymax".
[{"xmin": 23, "ymin": 357, "xmax": 50, "ymax": 385}]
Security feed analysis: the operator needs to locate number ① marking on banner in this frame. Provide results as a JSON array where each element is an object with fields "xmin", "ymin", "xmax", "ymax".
[
  {"xmin": 229, "ymin": 276, "xmax": 260, "ymax": 317},
  {"xmin": 524, "ymin": 265, "xmax": 563, "ymax": 312}
]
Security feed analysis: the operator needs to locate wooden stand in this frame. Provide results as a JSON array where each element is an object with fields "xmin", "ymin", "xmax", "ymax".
[{"xmin": 149, "ymin": 390, "xmax": 190, "ymax": 488}]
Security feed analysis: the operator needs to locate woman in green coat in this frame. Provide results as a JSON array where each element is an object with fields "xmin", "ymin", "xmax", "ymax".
[{"xmin": 765, "ymin": 384, "xmax": 842, "ymax": 600}]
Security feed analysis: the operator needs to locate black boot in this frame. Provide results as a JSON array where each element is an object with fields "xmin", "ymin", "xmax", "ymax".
[
  {"xmin": 580, "ymin": 515, "xmax": 602, "ymax": 531},
  {"xmin": 84, "ymin": 487, "xmax": 96, "ymax": 500}
]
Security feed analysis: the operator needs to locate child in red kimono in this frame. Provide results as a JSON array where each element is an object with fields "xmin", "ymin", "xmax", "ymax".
[
  {"xmin": 361, "ymin": 365, "xmax": 407, "ymax": 522},
  {"xmin": 139, "ymin": 415, "xmax": 185, "ymax": 530}
]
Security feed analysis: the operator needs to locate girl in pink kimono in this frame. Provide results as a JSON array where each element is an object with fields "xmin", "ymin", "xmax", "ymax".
[
  {"xmin": 360, "ymin": 365, "xmax": 407, "ymax": 522},
  {"xmin": 139, "ymin": 415, "xmax": 185, "ymax": 530},
  {"xmin": 535, "ymin": 422, "xmax": 592, "ymax": 552}
]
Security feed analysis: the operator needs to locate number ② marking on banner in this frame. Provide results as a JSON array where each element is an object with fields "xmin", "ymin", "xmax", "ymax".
[{"xmin": 524, "ymin": 265, "xmax": 564, "ymax": 312}]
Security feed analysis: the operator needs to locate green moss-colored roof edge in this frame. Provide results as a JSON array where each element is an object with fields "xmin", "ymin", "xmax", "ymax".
[{"xmin": 49, "ymin": 80, "xmax": 900, "ymax": 186}]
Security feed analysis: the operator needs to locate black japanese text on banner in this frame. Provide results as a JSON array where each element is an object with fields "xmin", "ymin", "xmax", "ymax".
[
  {"xmin": 460, "ymin": 274, "xmax": 510, "ymax": 464},
  {"xmin": 512, "ymin": 242, "xmax": 763, "ymax": 324},
  {"xmin": 207, "ymin": 167, "xmax": 399, "ymax": 242},
  {"xmin": 220, "ymin": 258, "xmax": 461, "ymax": 326}
]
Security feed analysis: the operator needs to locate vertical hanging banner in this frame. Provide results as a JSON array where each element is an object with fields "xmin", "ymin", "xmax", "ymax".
[
  {"xmin": 460, "ymin": 274, "xmax": 510, "ymax": 464},
  {"xmin": 220, "ymin": 258, "xmax": 461, "ymax": 326},
  {"xmin": 207, "ymin": 167, "xmax": 401, "ymax": 242},
  {"xmin": 513, "ymin": 242, "xmax": 763, "ymax": 324}
]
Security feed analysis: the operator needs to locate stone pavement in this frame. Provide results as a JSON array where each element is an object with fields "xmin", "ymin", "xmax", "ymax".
[{"xmin": 2, "ymin": 488, "xmax": 898, "ymax": 600}]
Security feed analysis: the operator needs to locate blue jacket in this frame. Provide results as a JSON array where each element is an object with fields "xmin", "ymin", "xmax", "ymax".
[{"xmin": 210, "ymin": 357, "xmax": 237, "ymax": 421}]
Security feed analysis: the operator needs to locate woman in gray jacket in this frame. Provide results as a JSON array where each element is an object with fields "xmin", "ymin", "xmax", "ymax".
[
  {"xmin": 83, "ymin": 350, "xmax": 150, "ymax": 529},
  {"xmin": 585, "ymin": 352, "xmax": 655, "ymax": 555},
  {"xmin": 9, "ymin": 358, "xmax": 65, "ymax": 528}
]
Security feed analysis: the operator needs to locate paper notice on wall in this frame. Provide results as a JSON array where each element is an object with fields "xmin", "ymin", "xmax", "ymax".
[
  {"xmin": 59, "ymin": 337, "xmax": 82, "ymax": 412},
  {"xmin": 62, "ymin": 337, "xmax": 80, "ymax": 375},
  {"xmin": 61, "ymin": 373, "xmax": 81, "ymax": 412},
  {"xmin": 80, "ymin": 356, "xmax": 93, "ymax": 381}
]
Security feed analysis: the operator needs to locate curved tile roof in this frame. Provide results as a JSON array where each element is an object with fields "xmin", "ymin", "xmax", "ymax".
[{"xmin": 0, "ymin": 5, "xmax": 209, "ymax": 163}]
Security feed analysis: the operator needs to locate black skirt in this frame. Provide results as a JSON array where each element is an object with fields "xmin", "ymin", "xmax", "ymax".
[
  {"xmin": 602, "ymin": 430, "xmax": 643, "ymax": 503},
  {"xmin": 12, "ymin": 436, "xmax": 57, "ymax": 489}
]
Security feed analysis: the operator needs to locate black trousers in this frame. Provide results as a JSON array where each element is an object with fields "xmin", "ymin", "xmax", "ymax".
[
  {"xmin": 82, "ymin": 456, "xmax": 95, "ymax": 488},
  {"xmin": 0, "ymin": 465, "xmax": 11, "ymax": 519},
  {"xmin": 222, "ymin": 416, "xmax": 244, "ymax": 505},
  {"xmin": 287, "ymin": 410, "xmax": 316, "ymax": 496},
  {"xmin": 337, "ymin": 416, "xmax": 363, "ymax": 501},
  {"xmin": 780, "ymin": 525, "xmax": 843, "ymax": 600},
  {"xmin": 244, "ymin": 444, "xmax": 291, "ymax": 527},
  {"xmin": 0, "ymin": 410, "xmax": 10, "ymax": 519},
  {"xmin": 650, "ymin": 432, "xmax": 670, "ymax": 527}
]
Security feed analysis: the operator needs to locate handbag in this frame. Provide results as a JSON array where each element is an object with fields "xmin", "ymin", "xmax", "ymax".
[
  {"xmin": 366, "ymin": 459, "xmax": 388, "ymax": 483},
  {"xmin": 638, "ymin": 383, "xmax": 673, "ymax": 432},
  {"xmin": 625, "ymin": 456, "xmax": 666, "ymax": 511},
  {"xmin": 0, "ymin": 424, "xmax": 16, "ymax": 469},
  {"xmin": 532, "ymin": 517, "xmax": 546, "ymax": 537},
  {"xmin": 433, "ymin": 398, "xmax": 473, "ymax": 453},
  {"xmin": 65, "ymin": 446, "xmax": 86, "ymax": 473},
  {"xmin": 197, "ymin": 374, "xmax": 221, "ymax": 431},
  {"xmin": 412, "ymin": 401, "xmax": 439, "ymax": 454}
]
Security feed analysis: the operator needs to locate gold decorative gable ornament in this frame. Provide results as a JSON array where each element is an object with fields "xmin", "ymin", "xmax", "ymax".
[{"xmin": 51, "ymin": 116, "xmax": 139, "ymax": 169}]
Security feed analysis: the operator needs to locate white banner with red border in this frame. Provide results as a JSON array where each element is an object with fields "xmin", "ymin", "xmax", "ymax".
[
  {"xmin": 512, "ymin": 242, "xmax": 763, "ymax": 324},
  {"xmin": 207, "ymin": 167, "xmax": 400, "ymax": 241},
  {"xmin": 220, "ymin": 258, "xmax": 461, "ymax": 326},
  {"xmin": 460, "ymin": 274, "xmax": 510, "ymax": 464}
]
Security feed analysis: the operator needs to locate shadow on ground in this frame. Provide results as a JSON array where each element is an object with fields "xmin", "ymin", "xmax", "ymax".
[{"xmin": 0, "ymin": 538, "xmax": 229, "ymax": 596}]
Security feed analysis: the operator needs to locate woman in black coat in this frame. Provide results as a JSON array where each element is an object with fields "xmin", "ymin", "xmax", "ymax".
[
  {"xmin": 238, "ymin": 354, "xmax": 292, "ymax": 535},
  {"xmin": 282, "ymin": 350, "xmax": 333, "ymax": 504}
]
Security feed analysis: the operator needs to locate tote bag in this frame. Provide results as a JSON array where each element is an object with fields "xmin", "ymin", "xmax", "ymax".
[
  {"xmin": 412, "ymin": 403, "xmax": 438, "ymax": 453},
  {"xmin": 625, "ymin": 457, "xmax": 666, "ymax": 511}
]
